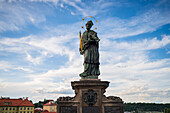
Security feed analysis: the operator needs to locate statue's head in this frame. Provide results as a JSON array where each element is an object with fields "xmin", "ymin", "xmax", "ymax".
[{"xmin": 86, "ymin": 20, "xmax": 93, "ymax": 30}]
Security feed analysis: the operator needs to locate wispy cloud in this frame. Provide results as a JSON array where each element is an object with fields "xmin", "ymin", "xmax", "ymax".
[
  {"xmin": 101, "ymin": 59, "xmax": 170, "ymax": 103},
  {"xmin": 29, "ymin": 0, "xmax": 59, "ymax": 5},
  {"xmin": 28, "ymin": 0, "xmax": 117, "ymax": 16},
  {"xmin": 112, "ymin": 85, "xmax": 170, "ymax": 103},
  {"xmin": 0, "ymin": 61, "xmax": 12, "ymax": 71},
  {"xmin": 25, "ymin": 52, "xmax": 44, "ymax": 65},
  {"xmin": 101, "ymin": 35, "xmax": 170, "ymax": 51},
  {"xmin": 0, "ymin": 21, "xmax": 81, "ymax": 65},
  {"xmin": 0, "ymin": 61, "xmax": 33, "ymax": 72},
  {"xmin": 33, "ymin": 88, "xmax": 73, "ymax": 94},
  {"xmin": 0, "ymin": 1, "xmax": 46, "ymax": 32},
  {"xmin": 99, "ymin": 9, "xmax": 170, "ymax": 39}
]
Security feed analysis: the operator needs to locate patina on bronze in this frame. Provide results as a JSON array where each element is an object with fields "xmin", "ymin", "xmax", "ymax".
[{"xmin": 79, "ymin": 20, "xmax": 100, "ymax": 79}]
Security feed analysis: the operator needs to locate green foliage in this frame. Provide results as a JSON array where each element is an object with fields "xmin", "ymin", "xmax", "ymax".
[
  {"xmin": 29, "ymin": 100, "xmax": 33, "ymax": 103},
  {"xmin": 33, "ymin": 99, "xmax": 53, "ymax": 108},
  {"xmin": 164, "ymin": 108, "xmax": 170, "ymax": 113},
  {"xmin": 124, "ymin": 103, "xmax": 170, "ymax": 112}
]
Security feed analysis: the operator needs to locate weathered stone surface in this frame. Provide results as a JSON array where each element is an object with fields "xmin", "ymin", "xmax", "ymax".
[
  {"xmin": 57, "ymin": 79, "xmax": 124, "ymax": 113},
  {"xmin": 57, "ymin": 96, "xmax": 74, "ymax": 101},
  {"xmin": 71, "ymin": 79, "xmax": 109, "ymax": 90}
]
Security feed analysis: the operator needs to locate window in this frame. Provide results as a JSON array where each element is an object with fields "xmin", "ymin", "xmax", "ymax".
[
  {"xmin": 27, "ymin": 108, "xmax": 29, "ymax": 110},
  {"xmin": 9, "ymin": 107, "xmax": 11, "ymax": 110},
  {"xmin": 2, "ymin": 107, "xmax": 4, "ymax": 110},
  {"xmin": 20, "ymin": 112, "xmax": 22, "ymax": 113},
  {"xmin": 20, "ymin": 107, "xmax": 22, "ymax": 110},
  {"xmin": 24, "ymin": 107, "xmax": 26, "ymax": 110},
  {"xmin": 31, "ymin": 107, "xmax": 32, "ymax": 110},
  {"xmin": 4, "ymin": 102, "xmax": 11, "ymax": 105},
  {"xmin": 6, "ymin": 108, "xmax": 8, "ymax": 110},
  {"xmin": 13, "ymin": 108, "xmax": 15, "ymax": 110}
]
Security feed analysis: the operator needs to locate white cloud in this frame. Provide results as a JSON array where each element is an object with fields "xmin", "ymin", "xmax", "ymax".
[
  {"xmin": 101, "ymin": 58, "xmax": 170, "ymax": 103},
  {"xmin": 101, "ymin": 35, "xmax": 170, "ymax": 51},
  {"xmin": 0, "ymin": 1, "xmax": 46, "ymax": 32},
  {"xmin": 0, "ymin": 56, "xmax": 169, "ymax": 102},
  {"xmin": 99, "ymin": 9, "xmax": 170, "ymax": 39},
  {"xmin": 0, "ymin": 61, "xmax": 33, "ymax": 72},
  {"xmin": 0, "ymin": 21, "xmax": 81, "ymax": 65},
  {"xmin": 111, "ymin": 85, "xmax": 170, "ymax": 103},
  {"xmin": 29, "ymin": 0, "xmax": 59, "ymax": 5},
  {"xmin": 0, "ymin": 64, "xmax": 80, "ymax": 102},
  {"xmin": 0, "ymin": 61, "xmax": 12, "ymax": 71},
  {"xmin": 28, "ymin": 0, "xmax": 116, "ymax": 16},
  {"xmin": 61, "ymin": 0, "xmax": 114, "ymax": 16},
  {"xmin": 98, "ymin": 35, "xmax": 170, "ymax": 102},
  {"xmin": 25, "ymin": 52, "xmax": 44, "ymax": 65},
  {"xmin": 14, "ymin": 67, "xmax": 34, "ymax": 73}
]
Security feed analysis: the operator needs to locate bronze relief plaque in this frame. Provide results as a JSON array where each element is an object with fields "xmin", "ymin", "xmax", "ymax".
[
  {"xmin": 83, "ymin": 89, "xmax": 97, "ymax": 106},
  {"xmin": 104, "ymin": 106, "xmax": 120, "ymax": 113},
  {"xmin": 60, "ymin": 106, "xmax": 77, "ymax": 113},
  {"xmin": 82, "ymin": 106, "xmax": 99, "ymax": 113}
]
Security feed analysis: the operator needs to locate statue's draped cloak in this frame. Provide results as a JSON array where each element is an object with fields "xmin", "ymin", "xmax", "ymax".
[{"xmin": 81, "ymin": 30, "xmax": 100, "ymax": 76}]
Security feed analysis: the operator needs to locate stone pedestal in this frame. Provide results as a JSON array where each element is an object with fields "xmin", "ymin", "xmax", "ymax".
[{"xmin": 57, "ymin": 79, "xmax": 123, "ymax": 113}]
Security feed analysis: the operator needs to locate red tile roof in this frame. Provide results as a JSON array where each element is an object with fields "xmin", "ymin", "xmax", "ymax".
[
  {"xmin": 44, "ymin": 102, "xmax": 56, "ymax": 106},
  {"xmin": 34, "ymin": 109, "xmax": 49, "ymax": 113},
  {"xmin": 42, "ymin": 112, "xmax": 56, "ymax": 113},
  {"xmin": 0, "ymin": 98, "xmax": 34, "ymax": 107}
]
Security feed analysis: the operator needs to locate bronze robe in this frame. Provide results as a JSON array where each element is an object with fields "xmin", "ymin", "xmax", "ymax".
[{"xmin": 80, "ymin": 30, "xmax": 100, "ymax": 77}]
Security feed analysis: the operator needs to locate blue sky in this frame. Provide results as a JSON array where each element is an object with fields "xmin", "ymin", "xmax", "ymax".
[{"xmin": 0, "ymin": 0, "xmax": 170, "ymax": 103}]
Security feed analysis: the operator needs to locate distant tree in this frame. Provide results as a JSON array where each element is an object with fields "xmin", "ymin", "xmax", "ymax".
[
  {"xmin": 34, "ymin": 98, "xmax": 55, "ymax": 108},
  {"xmin": 164, "ymin": 108, "xmax": 170, "ymax": 113},
  {"xmin": 124, "ymin": 102, "xmax": 170, "ymax": 112},
  {"xmin": 29, "ymin": 100, "xmax": 33, "ymax": 103}
]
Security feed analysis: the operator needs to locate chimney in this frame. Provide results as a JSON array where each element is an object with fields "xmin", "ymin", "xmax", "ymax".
[{"xmin": 22, "ymin": 97, "xmax": 25, "ymax": 101}]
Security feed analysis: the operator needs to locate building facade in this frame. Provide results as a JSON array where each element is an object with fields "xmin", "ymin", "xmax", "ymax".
[
  {"xmin": 0, "ymin": 98, "xmax": 34, "ymax": 113},
  {"xmin": 43, "ymin": 101, "xmax": 56, "ymax": 112}
]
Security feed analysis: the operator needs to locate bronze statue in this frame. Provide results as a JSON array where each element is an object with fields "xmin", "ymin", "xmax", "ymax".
[{"xmin": 79, "ymin": 20, "xmax": 100, "ymax": 79}]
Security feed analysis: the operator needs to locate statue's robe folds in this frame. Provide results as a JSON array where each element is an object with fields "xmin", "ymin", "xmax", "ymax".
[{"xmin": 80, "ymin": 30, "xmax": 100, "ymax": 77}]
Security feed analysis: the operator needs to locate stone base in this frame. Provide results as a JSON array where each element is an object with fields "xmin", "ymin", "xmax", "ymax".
[{"xmin": 57, "ymin": 79, "xmax": 123, "ymax": 113}]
